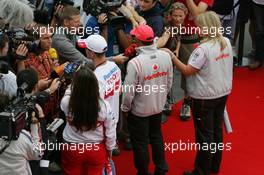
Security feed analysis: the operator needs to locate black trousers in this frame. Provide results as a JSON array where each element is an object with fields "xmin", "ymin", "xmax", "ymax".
[
  {"xmin": 127, "ymin": 112, "xmax": 168, "ymax": 175},
  {"xmin": 190, "ymin": 95, "xmax": 228, "ymax": 175},
  {"xmin": 253, "ymin": 2, "xmax": 264, "ymax": 61}
]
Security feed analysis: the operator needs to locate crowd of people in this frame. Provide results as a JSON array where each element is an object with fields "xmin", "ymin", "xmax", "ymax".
[{"xmin": 0, "ymin": 0, "xmax": 263, "ymax": 175}]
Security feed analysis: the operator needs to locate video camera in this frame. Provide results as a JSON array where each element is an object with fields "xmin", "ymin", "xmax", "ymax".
[
  {"xmin": 0, "ymin": 83, "xmax": 40, "ymax": 141},
  {"xmin": 83, "ymin": 0, "xmax": 127, "ymax": 27},
  {"xmin": 1, "ymin": 27, "xmax": 39, "ymax": 54}
]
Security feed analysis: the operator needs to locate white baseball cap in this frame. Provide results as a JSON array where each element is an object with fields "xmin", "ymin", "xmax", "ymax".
[{"xmin": 77, "ymin": 34, "xmax": 108, "ymax": 53}]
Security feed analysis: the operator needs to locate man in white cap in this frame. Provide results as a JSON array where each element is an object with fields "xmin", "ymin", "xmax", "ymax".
[{"xmin": 82, "ymin": 34, "xmax": 122, "ymax": 156}]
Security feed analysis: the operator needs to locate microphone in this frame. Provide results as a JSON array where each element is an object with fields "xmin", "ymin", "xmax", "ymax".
[
  {"xmin": 49, "ymin": 62, "xmax": 69, "ymax": 79},
  {"xmin": 48, "ymin": 48, "xmax": 58, "ymax": 60}
]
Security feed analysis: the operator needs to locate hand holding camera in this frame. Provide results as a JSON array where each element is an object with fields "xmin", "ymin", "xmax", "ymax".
[
  {"xmin": 31, "ymin": 104, "xmax": 44, "ymax": 124},
  {"xmin": 15, "ymin": 44, "xmax": 28, "ymax": 58},
  {"xmin": 98, "ymin": 13, "xmax": 108, "ymax": 25}
]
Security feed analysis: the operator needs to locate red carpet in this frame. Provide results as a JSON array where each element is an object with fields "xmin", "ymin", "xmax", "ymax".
[{"xmin": 113, "ymin": 68, "xmax": 264, "ymax": 175}]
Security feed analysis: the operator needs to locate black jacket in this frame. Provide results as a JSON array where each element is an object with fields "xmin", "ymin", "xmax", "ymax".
[{"xmin": 136, "ymin": 2, "xmax": 165, "ymax": 37}]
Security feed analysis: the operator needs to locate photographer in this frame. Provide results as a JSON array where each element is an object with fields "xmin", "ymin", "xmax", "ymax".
[
  {"xmin": 83, "ymin": 1, "xmax": 133, "ymax": 61},
  {"xmin": 0, "ymin": 31, "xmax": 28, "ymax": 73},
  {"xmin": 16, "ymin": 68, "xmax": 60, "ymax": 175},
  {"xmin": 135, "ymin": 0, "xmax": 164, "ymax": 37},
  {"xmin": 0, "ymin": 93, "xmax": 44, "ymax": 175},
  {"xmin": 0, "ymin": 32, "xmax": 28, "ymax": 99}
]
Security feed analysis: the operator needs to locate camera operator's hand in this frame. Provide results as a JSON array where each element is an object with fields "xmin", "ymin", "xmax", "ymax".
[
  {"xmin": 55, "ymin": 4, "xmax": 64, "ymax": 15},
  {"xmin": 31, "ymin": 104, "xmax": 44, "ymax": 124},
  {"xmin": 31, "ymin": 111, "xmax": 39, "ymax": 124},
  {"xmin": 16, "ymin": 44, "xmax": 28, "ymax": 57},
  {"xmin": 35, "ymin": 104, "xmax": 45, "ymax": 119},
  {"xmin": 51, "ymin": 4, "xmax": 64, "ymax": 28},
  {"xmin": 48, "ymin": 78, "xmax": 60, "ymax": 94},
  {"xmin": 38, "ymin": 78, "xmax": 52, "ymax": 91},
  {"xmin": 98, "ymin": 13, "xmax": 108, "ymax": 24}
]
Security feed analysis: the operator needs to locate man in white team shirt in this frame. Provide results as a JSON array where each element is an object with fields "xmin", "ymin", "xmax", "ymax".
[{"xmin": 81, "ymin": 34, "xmax": 122, "ymax": 155}]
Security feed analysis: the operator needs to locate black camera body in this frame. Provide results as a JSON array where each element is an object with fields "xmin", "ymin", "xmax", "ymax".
[
  {"xmin": 0, "ymin": 93, "xmax": 37, "ymax": 141},
  {"xmin": 0, "ymin": 60, "xmax": 9, "ymax": 74},
  {"xmin": 83, "ymin": 0, "xmax": 126, "ymax": 26},
  {"xmin": 5, "ymin": 28, "xmax": 39, "ymax": 53},
  {"xmin": 1, "ymin": 27, "xmax": 39, "ymax": 55}
]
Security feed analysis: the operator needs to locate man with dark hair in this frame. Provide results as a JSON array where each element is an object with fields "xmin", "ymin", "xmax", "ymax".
[
  {"xmin": 0, "ymin": 93, "xmax": 44, "ymax": 175},
  {"xmin": 16, "ymin": 68, "xmax": 39, "ymax": 93},
  {"xmin": 17, "ymin": 68, "xmax": 58, "ymax": 92},
  {"xmin": 136, "ymin": 0, "xmax": 164, "ymax": 37},
  {"xmin": 15, "ymin": 68, "xmax": 60, "ymax": 175},
  {"xmin": 121, "ymin": 24, "xmax": 173, "ymax": 175}
]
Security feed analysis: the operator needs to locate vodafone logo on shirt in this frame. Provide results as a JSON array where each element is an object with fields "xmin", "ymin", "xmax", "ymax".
[{"xmin": 153, "ymin": 64, "xmax": 159, "ymax": 72}]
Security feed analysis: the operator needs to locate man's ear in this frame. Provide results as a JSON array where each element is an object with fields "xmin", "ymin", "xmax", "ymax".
[{"xmin": 63, "ymin": 19, "xmax": 69, "ymax": 27}]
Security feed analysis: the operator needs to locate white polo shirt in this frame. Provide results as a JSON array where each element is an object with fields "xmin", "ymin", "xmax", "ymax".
[
  {"xmin": 253, "ymin": 0, "xmax": 264, "ymax": 5},
  {"xmin": 186, "ymin": 37, "xmax": 233, "ymax": 99},
  {"xmin": 60, "ymin": 86, "xmax": 116, "ymax": 151},
  {"xmin": 94, "ymin": 61, "xmax": 121, "ymax": 124}
]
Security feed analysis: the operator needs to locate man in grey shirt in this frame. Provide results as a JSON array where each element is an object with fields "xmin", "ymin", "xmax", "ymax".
[
  {"xmin": 121, "ymin": 25, "xmax": 173, "ymax": 175},
  {"xmin": 52, "ymin": 5, "xmax": 93, "ymax": 66}
]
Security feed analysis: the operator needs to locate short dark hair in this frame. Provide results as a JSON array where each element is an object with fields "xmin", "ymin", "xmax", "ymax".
[
  {"xmin": 59, "ymin": 6, "xmax": 80, "ymax": 25},
  {"xmin": 69, "ymin": 65, "xmax": 100, "ymax": 132},
  {"xmin": 94, "ymin": 52, "xmax": 105, "ymax": 58},
  {"xmin": 141, "ymin": 41, "xmax": 153, "ymax": 46},
  {"xmin": 16, "ymin": 68, "xmax": 39, "ymax": 93},
  {"xmin": 0, "ymin": 33, "xmax": 9, "ymax": 50},
  {"xmin": 0, "ymin": 93, "xmax": 9, "ymax": 111}
]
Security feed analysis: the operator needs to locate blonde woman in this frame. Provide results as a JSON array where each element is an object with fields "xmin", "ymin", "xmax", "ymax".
[
  {"xmin": 157, "ymin": 2, "xmax": 188, "ymax": 57},
  {"xmin": 164, "ymin": 11, "xmax": 233, "ymax": 175},
  {"xmin": 157, "ymin": 2, "xmax": 188, "ymax": 121}
]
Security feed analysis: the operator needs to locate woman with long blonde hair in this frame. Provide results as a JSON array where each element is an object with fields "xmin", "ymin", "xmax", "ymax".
[{"xmin": 164, "ymin": 11, "xmax": 233, "ymax": 175}]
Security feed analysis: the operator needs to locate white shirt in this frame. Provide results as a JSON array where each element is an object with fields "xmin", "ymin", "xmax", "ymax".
[
  {"xmin": 60, "ymin": 86, "xmax": 116, "ymax": 150},
  {"xmin": 0, "ymin": 125, "xmax": 42, "ymax": 175},
  {"xmin": 253, "ymin": 0, "xmax": 264, "ymax": 5},
  {"xmin": 94, "ymin": 61, "xmax": 121, "ymax": 124},
  {"xmin": 0, "ymin": 71, "xmax": 17, "ymax": 99},
  {"xmin": 187, "ymin": 37, "xmax": 233, "ymax": 99}
]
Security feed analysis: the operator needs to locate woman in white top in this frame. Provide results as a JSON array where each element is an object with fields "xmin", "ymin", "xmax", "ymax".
[
  {"xmin": 60, "ymin": 65, "xmax": 116, "ymax": 175},
  {"xmin": 164, "ymin": 11, "xmax": 233, "ymax": 175}
]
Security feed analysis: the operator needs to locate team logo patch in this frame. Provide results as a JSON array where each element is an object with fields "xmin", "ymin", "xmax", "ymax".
[{"xmin": 153, "ymin": 64, "xmax": 159, "ymax": 72}]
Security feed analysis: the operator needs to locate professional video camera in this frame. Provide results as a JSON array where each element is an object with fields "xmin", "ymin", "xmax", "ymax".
[
  {"xmin": 83, "ymin": 0, "xmax": 127, "ymax": 27},
  {"xmin": 0, "ymin": 26, "xmax": 39, "ymax": 55},
  {"xmin": 6, "ymin": 28, "xmax": 39, "ymax": 53},
  {"xmin": 0, "ymin": 83, "xmax": 40, "ymax": 141}
]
